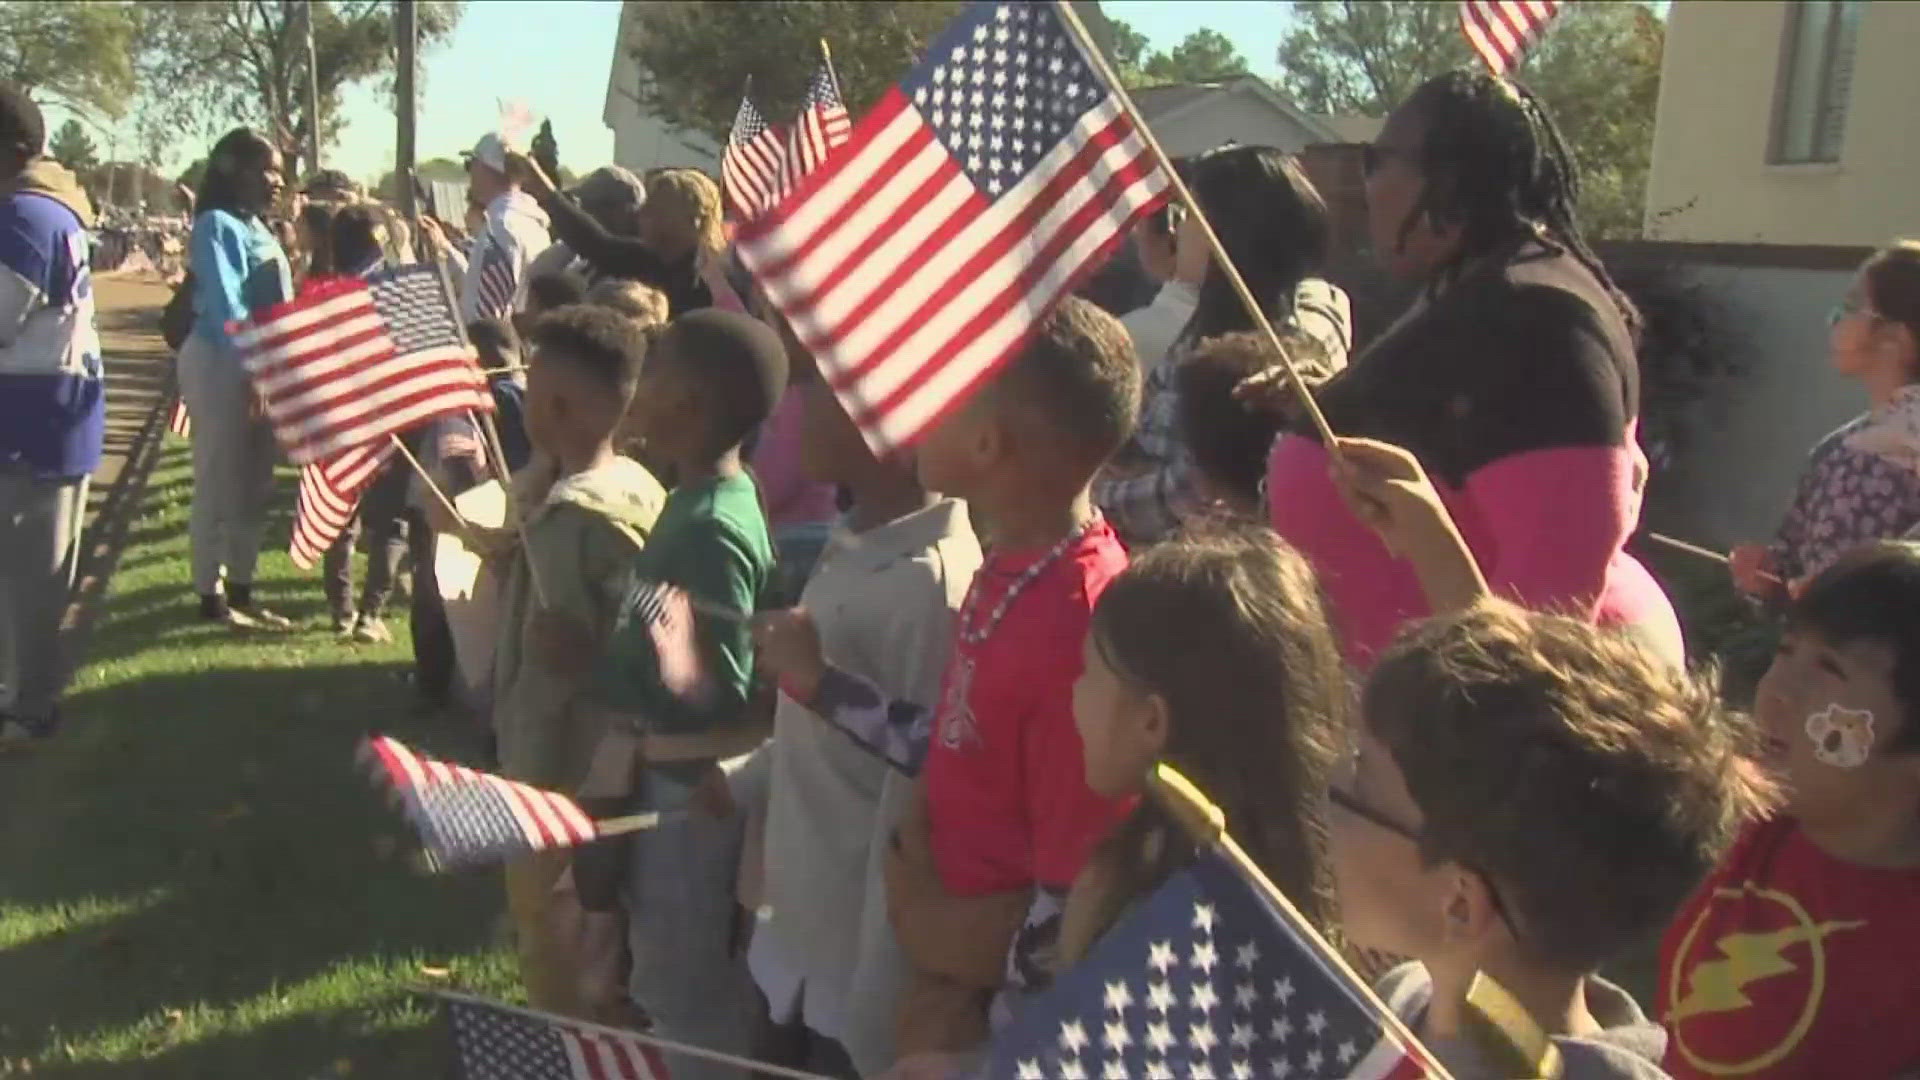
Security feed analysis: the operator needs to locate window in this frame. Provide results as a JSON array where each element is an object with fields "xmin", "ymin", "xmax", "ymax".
[{"xmin": 1771, "ymin": 0, "xmax": 1865, "ymax": 164}]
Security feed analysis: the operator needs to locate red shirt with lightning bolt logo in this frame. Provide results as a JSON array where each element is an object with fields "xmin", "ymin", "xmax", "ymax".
[{"xmin": 1659, "ymin": 818, "xmax": 1920, "ymax": 1078}]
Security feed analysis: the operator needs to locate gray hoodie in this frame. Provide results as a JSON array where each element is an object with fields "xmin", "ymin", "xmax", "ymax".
[{"xmin": 1376, "ymin": 963, "xmax": 1672, "ymax": 1080}]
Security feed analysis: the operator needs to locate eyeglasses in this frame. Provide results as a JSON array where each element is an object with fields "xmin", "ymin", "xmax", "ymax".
[
  {"xmin": 1327, "ymin": 778, "xmax": 1527, "ymax": 942},
  {"xmin": 1828, "ymin": 296, "xmax": 1881, "ymax": 328}
]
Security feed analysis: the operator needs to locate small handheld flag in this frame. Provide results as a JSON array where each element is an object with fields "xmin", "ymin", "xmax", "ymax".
[
  {"xmin": 358, "ymin": 736, "xmax": 670, "ymax": 872},
  {"xmin": 1460, "ymin": 0, "xmax": 1564, "ymax": 76},
  {"xmin": 441, "ymin": 992, "xmax": 671, "ymax": 1080},
  {"xmin": 722, "ymin": 90, "xmax": 788, "ymax": 222},
  {"xmin": 736, "ymin": 0, "xmax": 1170, "ymax": 452}
]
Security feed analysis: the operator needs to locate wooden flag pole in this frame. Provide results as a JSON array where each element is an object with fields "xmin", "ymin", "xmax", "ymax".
[
  {"xmin": 423, "ymin": 989, "xmax": 841, "ymax": 1080},
  {"xmin": 1646, "ymin": 532, "xmax": 1783, "ymax": 585},
  {"xmin": 1053, "ymin": 0, "xmax": 1340, "ymax": 451},
  {"xmin": 387, "ymin": 433, "xmax": 469, "ymax": 535}
]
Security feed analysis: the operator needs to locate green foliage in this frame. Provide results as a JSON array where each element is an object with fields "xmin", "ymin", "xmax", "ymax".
[
  {"xmin": 530, "ymin": 118, "xmax": 560, "ymax": 181},
  {"xmin": 625, "ymin": 0, "xmax": 960, "ymax": 146},
  {"xmin": 1276, "ymin": 1, "xmax": 1664, "ymax": 238},
  {"xmin": 1109, "ymin": 22, "xmax": 1251, "ymax": 88},
  {"xmin": 49, "ymin": 118, "xmax": 100, "ymax": 172},
  {"xmin": 0, "ymin": 1, "xmax": 141, "ymax": 120},
  {"xmin": 133, "ymin": 1, "xmax": 466, "ymax": 179}
]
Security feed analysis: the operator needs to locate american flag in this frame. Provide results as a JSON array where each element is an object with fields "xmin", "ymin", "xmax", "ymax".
[
  {"xmin": 361, "ymin": 735, "xmax": 602, "ymax": 871},
  {"xmin": 167, "ymin": 397, "xmax": 191, "ymax": 439},
  {"xmin": 234, "ymin": 263, "xmax": 491, "ymax": 465},
  {"xmin": 722, "ymin": 94, "xmax": 788, "ymax": 222},
  {"xmin": 472, "ymin": 241, "xmax": 520, "ymax": 322},
  {"xmin": 440, "ymin": 993, "xmax": 670, "ymax": 1080},
  {"xmin": 1460, "ymin": 0, "xmax": 1563, "ymax": 76},
  {"xmin": 983, "ymin": 847, "xmax": 1445, "ymax": 1080},
  {"xmin": 735, "ymin": 1, "xmax": 1169, "ymax": 452},
  {"xmin": 785, "ymin": 61, "xmax": 853, "ymax": 184},
  {"xmin": 616, "ymin": 578, "xmax": 714, "ymax": 702},
  {"xmin": 288, "ymin": 440, "xmax": 394, "ymax": 569}
]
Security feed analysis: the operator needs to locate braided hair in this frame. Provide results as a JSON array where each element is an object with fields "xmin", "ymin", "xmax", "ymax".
[{"xmin": 1398, "ymin": 70, "xmax": 1639, "ymax": 337}]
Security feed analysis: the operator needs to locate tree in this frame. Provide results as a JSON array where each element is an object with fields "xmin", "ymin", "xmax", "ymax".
[
  {"xmin": 0, "ymin": 2, "xmax": 141, "ymax": 120},
  {"xmin": 1143, "ymin": 28, "xmax": 1248, "ymax": 84},
  {"xmin": 1108, "ymin": 22, "xmax": 1250, "ymax": 88},
  {"xmin": 625, "ymin": 1, "xmax": 960, "ymax": 146},
  {"xmin": 1275, "ymin": 1, "xmax": 1663, "ymax": 238},
  {"xmin": 48, "ymin": 119, "xmax": 100, "ymax": 173},
  {"xmin": 531, "ymin": 118, "xmax": 560, "ymax": 182},
  {"xmin": 134, "ymin": 1, "xmax": 465, "ymax": 182}
]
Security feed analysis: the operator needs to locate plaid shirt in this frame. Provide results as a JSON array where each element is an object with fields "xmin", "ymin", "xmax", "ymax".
[{"xmin": 1096, "ymin": 278, "xmax": 1353, "ymax": 546}]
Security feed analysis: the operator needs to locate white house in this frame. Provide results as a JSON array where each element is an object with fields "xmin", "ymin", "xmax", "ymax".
[
  {"xmin": 1130, "ymin": 75, "xmax": 1344, "ymax": 158},
  {"xmin": 602, "ymin": 1, "xmax": 722, "ymax": 174}
]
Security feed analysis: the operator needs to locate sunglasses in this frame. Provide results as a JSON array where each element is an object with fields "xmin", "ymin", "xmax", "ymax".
[
  {"xmin": 1327, "ymin": 777, "xmax": 1526, "ymax": 942},
  {"xmin": 1828, "ymin": 296, "xmax": 1881, "ymax": 328}
]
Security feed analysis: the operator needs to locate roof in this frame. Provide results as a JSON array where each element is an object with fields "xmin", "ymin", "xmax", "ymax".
[
  {"xmin": 1316, "ymin": 114, "xmax": 1383, "ymax": 144},
  {"xmin": 1126, "ymin": 74, "xmax": 1341, "ymax": 144}
]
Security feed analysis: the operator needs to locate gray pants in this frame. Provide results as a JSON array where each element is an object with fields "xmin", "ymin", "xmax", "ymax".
[
  {"xmin": 177, "ymin": 333, "xmax": 278, "ymax": 595},
  {"xmin": 626, "ymin": 768, "xmax": 756, "ymax": 1080},
  {"xmin": 0, "ymin": 470, "xmax": 87, "ymax": 720}
]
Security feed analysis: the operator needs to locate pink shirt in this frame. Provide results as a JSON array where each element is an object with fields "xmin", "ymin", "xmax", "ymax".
[{"xmin": 751, "ymin": 387, "xmax": 840, "ymax": 532}]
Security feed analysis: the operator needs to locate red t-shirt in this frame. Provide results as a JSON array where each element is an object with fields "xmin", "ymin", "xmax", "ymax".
[
  {"xmin": 922, "ymin": 519, "xmax": 1134, "ymax": 896},
  {"xmin": 1659, "ymin": 817, "xmax": 1920, "ymax": 1079}
]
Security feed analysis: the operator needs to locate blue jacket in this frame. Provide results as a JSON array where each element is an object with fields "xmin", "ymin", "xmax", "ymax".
[{"xmin": 0, "ymin": 160, "xmax": 102, "ymax": 479}]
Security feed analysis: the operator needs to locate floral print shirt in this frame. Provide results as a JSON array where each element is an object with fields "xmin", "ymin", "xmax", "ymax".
[{"xmin": 1769, "ymin": 409, "xmax": 1920, "ymax": 583}]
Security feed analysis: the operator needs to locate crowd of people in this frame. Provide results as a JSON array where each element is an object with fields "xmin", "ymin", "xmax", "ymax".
[{"xmin": 2, "ymin": 52, "xmax": 1919, "ymax": 1080}]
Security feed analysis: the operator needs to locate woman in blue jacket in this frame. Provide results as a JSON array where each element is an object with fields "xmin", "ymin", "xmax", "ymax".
[{"xmin": 179, "ymin": 128, "xmax": 292, "ymax": 628}]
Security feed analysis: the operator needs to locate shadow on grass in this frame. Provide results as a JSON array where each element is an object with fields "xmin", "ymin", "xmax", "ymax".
[{"xmin": 0, "ymin": 660, "xmax": 509, "ymax": 1076}]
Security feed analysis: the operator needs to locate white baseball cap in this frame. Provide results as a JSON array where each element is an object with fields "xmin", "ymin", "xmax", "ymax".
[{"xmin": 466, "ymin": 132, "xmax": 509, "ymax": 174}]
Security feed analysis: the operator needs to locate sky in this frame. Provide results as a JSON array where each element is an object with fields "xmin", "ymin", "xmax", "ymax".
[
  {"xmin": 315, "ymin": 0, "xmax": 1292, "ymax": 184},
  {"xmin": 42, "ymin": 1, "xmax": 1292, "ymax": 184}
]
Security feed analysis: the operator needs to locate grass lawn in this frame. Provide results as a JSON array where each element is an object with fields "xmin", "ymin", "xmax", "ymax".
[{"xmin": 0, "ymin": 441, "xmax": 519, "ymax": 1078}]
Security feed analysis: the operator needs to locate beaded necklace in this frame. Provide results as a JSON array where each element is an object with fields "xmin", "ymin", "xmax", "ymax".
[{"xmin": 956, "ymin": 514, "xmax": 1102, "ymax": 645}]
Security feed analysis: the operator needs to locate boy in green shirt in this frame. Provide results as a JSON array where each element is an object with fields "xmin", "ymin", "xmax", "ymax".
[
  {"xmin": 592, "ymin": 309, "xmax": 785, "ymax": 1080},
  {"xmin": 487, "ymin": 305, "xmax": 664, "ymax": 1022}
]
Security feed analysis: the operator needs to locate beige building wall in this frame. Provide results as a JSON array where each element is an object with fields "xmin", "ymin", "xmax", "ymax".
[{"xmin": 1643, "ymin": 0, "xmax": 1920, "ymax": 246}]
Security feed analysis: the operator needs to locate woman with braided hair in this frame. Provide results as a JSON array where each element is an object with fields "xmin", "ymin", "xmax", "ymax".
[{"xmin": 1263, "ymin": 70, "xmax": 1682, "ymax": 668}]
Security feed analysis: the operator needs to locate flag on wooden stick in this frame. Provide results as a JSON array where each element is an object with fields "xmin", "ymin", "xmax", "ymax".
[
  {"xmin": 440, "ymin": 993, "xmax": 671, "ymax": 1080},
  {"xmin": 735, "ymin": 0, "xmax": 1170, "ymax": 452},
  {"xmin": 1460, "ymin": 0, "xmax": 1563, "ymax": 76},
  {"xmin": 358, "ymin": 736, "xmax": 667, "ymax": 871},
  {"xmin": 785, "ymin": 59, "xmax": 853, "ymax": 183},
  {"xmin": 722, "ymin": 92, "xmax": 788, "ymax": 222},
  {"xmin": 234, "ymin": 263, "xmax": 491, "ymax": 465},
  {"xmin": 167, "ymin": 398, "xmax": 191, "ymax": 439},
  {"xmin": 288, "ymin": 440, "xmax": 395, "ymax": 569}
]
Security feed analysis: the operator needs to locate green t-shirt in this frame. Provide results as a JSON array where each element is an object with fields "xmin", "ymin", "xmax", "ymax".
[{"xmin": 595, "ymin": 471, "xmax": 772, "ymax": 737}]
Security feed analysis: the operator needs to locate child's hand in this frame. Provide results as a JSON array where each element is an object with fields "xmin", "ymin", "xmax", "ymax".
[
  {"xmin": 1329, "ymin": 437, "xmax": 1450, "ymax": 557},
  {"xmin": 531, "ymin": 608, "xmax": 594, "ymax": 675},
  {"xmin": 749, "ymin": 607, "xmax": 826, "ymax": 702},
  {"xmin": 1729, "ymin": 543, "xmax": 1778, "ymax": 598},
  {"xmin": 462, "ymin": 523, "xmax": 517, "ymax": 561}
]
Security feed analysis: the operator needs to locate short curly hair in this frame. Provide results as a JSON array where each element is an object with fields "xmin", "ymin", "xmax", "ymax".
[
  {"xmin": 1363, "ymin": 601, "xmax": 1779, "ymax": 969},
  {"xmin": 1176, "ymin": 330, "xmax": 1329, "ymax": 508}
]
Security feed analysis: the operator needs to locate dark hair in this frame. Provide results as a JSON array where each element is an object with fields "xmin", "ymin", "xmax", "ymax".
[
  {"xmin": 195, "ymin": 128, "xmax": 278, "ymax": 217},
  {"xmin": 586, "ymin": 277, "xmax": 669, "ymax": 327},
  {"xmin": 0, "ymin": 83, "xmax": 44, "ymax": 159},
  {"xmin": 1364, "ymin": 602, "xmax": 1777, "ymax": 970},
  {"xmin": 652, "ymin": 309, "xmax": 788, "ymax": 453},
  {"xmin": 994, "ymin": 295, "xmax": 1140, "ymax": 468},
  {"xmin": 330, "ymin": 204, "xmax": 386, "ymax": 276},
  {"xmin": 1181, "ymin": 145, "xmax": 1329, "ymax": 344},
  {"xmin": 466, "ymin": 316, "xmax": 522, "ymax": 371},
  {"xmin": 1397, "ymin": 70, "xmax": 1639, "ymax": 335},
  {"xmin": 1862, "ymin": 241, "xmax": 1920, "ymax": 366},
  {"xmin": 1790, "ymin": 540, "xmax": 1920, "ymax": 753},
  {"xmin": 1063, "ymin": 523, "xmax": 1348, "ymax": 963},
  {"xmin": 1175, "ymin": 331, "xmax": 1327, "ymax": 508},
  {"xmin": 527, "ymin": 304, "xmax": 647, "ymax": 402},
  {"xmin": 297, "ymin": 201, "xmax": 340, "ymax": 278},
  {"xmin": 527, "ymin": 269, "xmax": 589, "ymax": 314}
]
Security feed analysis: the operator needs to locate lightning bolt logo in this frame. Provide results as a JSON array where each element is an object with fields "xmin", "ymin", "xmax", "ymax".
[
  {"xmin": 1671, "ymin": 920, "xmax": 1864, "ymax": 1021},
  {"xmin": 1668, "ymin": 883, "xmax": 1867, "ymax": 1075}
]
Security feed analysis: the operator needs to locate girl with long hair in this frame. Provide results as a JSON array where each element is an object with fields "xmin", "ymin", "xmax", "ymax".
[{"xmin": 180, "ymin": 127, "xmax": 293, "ymax": 629}]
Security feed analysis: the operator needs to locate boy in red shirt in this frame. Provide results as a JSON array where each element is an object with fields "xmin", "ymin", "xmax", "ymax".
[
  {"xmin": 752, "ymin": 298, "xmax": 1141, "ymax": 1062},
  {"xmin": 1660, "ymin": 540, "xmax": 1920, "ymax": 1079}
]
